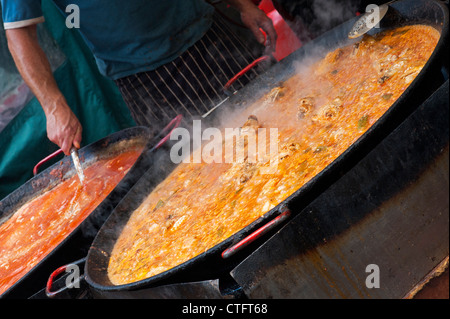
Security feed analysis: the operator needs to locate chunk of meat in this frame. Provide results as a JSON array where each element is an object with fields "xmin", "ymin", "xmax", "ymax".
[
  {"xmin": 241, "ymin": 115, "xmax": 260, "ymax": 133},
  {"xmin": 312, "ymin": 97, "xmax": 344, "ymax": 122},
  {"xmin": 265, "ymin": 85, "xmax": 286, "ymax": 103},
  {"xmin": 297, "ymin": 97, "xmax": 315, "ymax": 119}
]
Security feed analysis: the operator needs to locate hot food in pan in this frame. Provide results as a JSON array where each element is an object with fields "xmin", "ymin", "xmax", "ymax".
[
  {"xmin": 0, "ymin": 149, "xmax": 142, "ymax": 295},
  {"xmin": 108, "ymin": 25, "xmax": 439, "ymax": 285}
]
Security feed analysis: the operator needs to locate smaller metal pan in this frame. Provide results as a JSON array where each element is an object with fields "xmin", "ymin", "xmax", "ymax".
[{"xmin": 0, "ymin": 126, "xmax": 155, "ymax": 298}]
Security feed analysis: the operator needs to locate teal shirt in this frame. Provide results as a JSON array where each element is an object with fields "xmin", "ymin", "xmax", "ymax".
[{"xmin": 1, "ymin": 0, "xmax": 215, "ymax": 79}]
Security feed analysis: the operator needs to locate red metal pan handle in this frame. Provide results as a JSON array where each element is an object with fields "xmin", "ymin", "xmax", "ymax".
[
  {"xmin": 152, "ymin": 114, "xmax": 183, "ymax": 150},
  {"xmin": 221, "ymin": 209, "xmax": 291, "ymax": 259},
  {"xmin": 46, "ymin": 264, "xmax": 69, "ymax": 298},
  {"xmin": 33, "ymin": 148, "xmax": 64, "ymax": 176},
  {"xmin": 46, "ymin": 258, "xmax": 86, "ymax": 298},
  {"xmin": 224, "ymin": 55, "xmax": 271, "ymax": 92}
]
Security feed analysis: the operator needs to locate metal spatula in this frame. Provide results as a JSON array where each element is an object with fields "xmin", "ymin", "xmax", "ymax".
[{"xmin": 70, "ymin": 147, "xmax": 85, "ymax": 184}]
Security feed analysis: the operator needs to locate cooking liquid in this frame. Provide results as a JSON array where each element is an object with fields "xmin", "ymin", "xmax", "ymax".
[
  {"xmin": 0, "ymin": 150, "xmax": 142, "ymax": 295},
  {"xmin": 108, "ymin": 25, "xmax": 440, "ymax": 285}
]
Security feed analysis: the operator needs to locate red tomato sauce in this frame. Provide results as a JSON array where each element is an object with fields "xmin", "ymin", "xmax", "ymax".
[{"xmin": 0, "ymin": 150, "xmax": 141, "ymax": 295}]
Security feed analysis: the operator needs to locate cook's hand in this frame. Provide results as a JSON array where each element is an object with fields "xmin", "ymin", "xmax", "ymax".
[
  {"xmin": 44, "ymin": 97, "xmax": 82, "ymax": 156},
  {"xmin": 5, "ymin": 25, "xmax": 83, "ymax": 156},
  {"xmin": 237, "ymin": 1, "xmax": 277, "ymax": 52}
]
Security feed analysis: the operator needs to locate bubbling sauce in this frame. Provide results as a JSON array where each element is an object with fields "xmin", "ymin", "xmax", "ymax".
[{"xmin": 108, "ymin": 25, "xmax": 439, "ymax": 285}]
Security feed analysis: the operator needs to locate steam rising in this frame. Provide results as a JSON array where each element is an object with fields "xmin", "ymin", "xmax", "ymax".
[{"xmin": 277, "ymin": 0, "xmax": 359, "ymax": 42}]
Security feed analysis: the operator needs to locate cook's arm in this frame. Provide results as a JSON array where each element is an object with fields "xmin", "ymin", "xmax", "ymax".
[
  {"xmin": 223, "ymin": 0, "xmax": 277, "ymax": 52},
  {"xmin": 6, "ymin": 24, "xmax": 82, "ymax": 155}
]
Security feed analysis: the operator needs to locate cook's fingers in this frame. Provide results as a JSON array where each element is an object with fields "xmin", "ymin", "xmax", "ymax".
[
  {"xmin": 73, "ymin": 125, "xmax": 82, "ymax": 149},
  {"xmin": 261, "ymin": 19, "xmax": 277, "ymax": 52},
  {"xmin": 248, "ymin": 22, "xmax": 266, "ymax": 45},
  {"xmin": 61, "ymin": 137, "xmax": 73, "ymax": 156}
]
